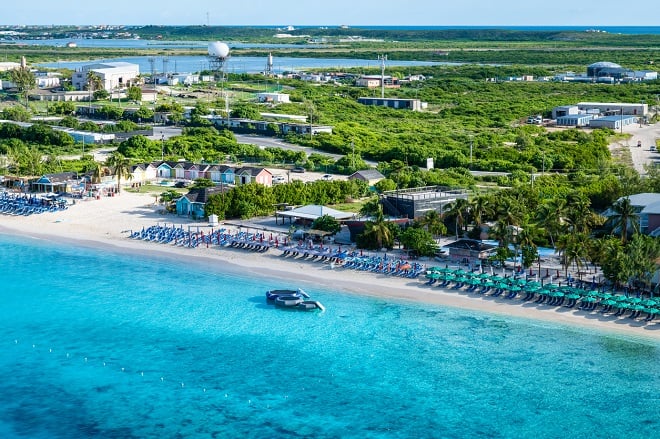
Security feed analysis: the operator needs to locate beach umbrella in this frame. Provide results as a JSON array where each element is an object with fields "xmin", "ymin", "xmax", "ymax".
[
  {"xmin": 565, "ymin": 292, "xmax": 582, "ymax": 300},
  {"xmin": 581, "ymin": 296, "xmax": 598, "ymax": 303},
  {"xmin": 601, "ymin": 299, "xmax": 617, "ymax": 307},
  {"xmin": 641, "ymin": 299, "xmax": 658, "ymax": 307},
  {"xmin": 628, "ymin": 297, "xmax": 643, "ymax": 305},
  {"xmin": 644, "ymin": 307, "xmax": 659, "ymax": 317},
  {"xmin": 466, "ymin": 277, "xmax": 481, "ymax": 286},
  {"xmin": 477, "ymin": 272, "xmax": 491, "ymax": 279}
]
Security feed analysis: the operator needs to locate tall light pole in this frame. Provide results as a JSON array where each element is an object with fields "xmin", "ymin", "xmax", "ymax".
[
  {"xmin": 161, "ymin": 134, "xmax": 165, "ymax": 161},
  {"xmin": 378, "ymin": 54, "xmax": 387, "ymax": 99}
]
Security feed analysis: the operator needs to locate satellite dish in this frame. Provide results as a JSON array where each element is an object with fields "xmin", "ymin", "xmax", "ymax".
[{"xmin": 208, "ymin": 41, "xmax": 230, "ymax": 59}]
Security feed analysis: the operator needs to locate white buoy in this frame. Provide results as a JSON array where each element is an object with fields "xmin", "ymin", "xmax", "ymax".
[
  {"xmin": 84, "ymin": 357, "xmax": 88, "ymax": 362},
  {"xmin": 66, "ymin": 353, "xmax": 70, "ymax": 358},
  {"xmin": 14, "ymin": 340, "xmax": 18, "ymax": 344},
  {"xmin": 121, "ymin": 367, "xmax": 125, "ymax": 372},
  {"xmin": 49, "ymin": 348, "xmax": 52, "ymax": 353},
  {"xmin": 203, "ymin": 388, "xmax": 206, "ymax": 392},
  {"xmin": 161, "ymin": 377, "xmax": 164, "ymax": 382},
  {"xmin": 103, "ymin": 362, "xmax": 106, "ymax": 367},
  {"xmin": 141, "ymin": 372, "xmax": 144, "ymax": 377},
  {"xmin": 32, "ymin": 344, "xmax": 35, "ymax": 348},
  {"xmin": 181, "ymin": 382, "xmax": 185, "ymax": 388}
]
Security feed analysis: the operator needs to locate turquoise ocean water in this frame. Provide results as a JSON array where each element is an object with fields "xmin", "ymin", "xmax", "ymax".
[{"xmin": 1, "ymin": 232, "xmax": 659, "ymax": 438}]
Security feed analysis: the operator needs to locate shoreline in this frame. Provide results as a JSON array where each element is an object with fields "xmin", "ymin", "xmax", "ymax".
[{"xmin": 2, "ymin": 192, "xmax": 659, "ymax": 342}]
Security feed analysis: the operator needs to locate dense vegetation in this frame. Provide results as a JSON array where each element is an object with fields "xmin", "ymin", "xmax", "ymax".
[{"xmin": 2, "ymin": 26, "xmax": 660, "ymax": 289}]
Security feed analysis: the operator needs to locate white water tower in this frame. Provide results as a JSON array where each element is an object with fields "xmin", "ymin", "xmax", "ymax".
[{"xmin": 208, "ymin": 41, "xmax": 230, "ymax": 80}]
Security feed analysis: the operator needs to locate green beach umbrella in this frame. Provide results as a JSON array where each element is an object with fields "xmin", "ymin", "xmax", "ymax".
[
  {"xmin": 641, "ymin": 299, "xmax": 657, "ymax": 307},
  {"xmin": 628, "ymin": 297, "xmax": 643, "ymax": 305}
]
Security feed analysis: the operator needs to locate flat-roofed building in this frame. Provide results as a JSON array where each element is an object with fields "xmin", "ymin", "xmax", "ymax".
[
  {"xmin": 257, "ymin": 92, "xmax": 290, "ymax": 104},
  {"xmin": 589, "ymin": 115, "xmax": 638, "ymax": 130},
  {"xmin": 381, "ymin": 186, "xmax": 469, "ymax": 219},
  {"xmin": 357, "ymin": 97, "xmax": 423, "ymax": 111},
  {"xmin": 577, "ymin": 102, "xmax": 648, "ymax": 117},
  {"xmin": 72, "ymin": 62, "xmax": 140, "ymax": 92},
  {"xmin": 556, "ymin": 114, "xmax": 593, "ymax": 127},
  {"xmin": 356, "ymin": 75, "xmax": 400, "ymax": 88}
]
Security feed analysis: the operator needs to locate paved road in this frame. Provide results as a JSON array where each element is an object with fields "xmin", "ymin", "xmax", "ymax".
[
  {"xmin": 234, "ymin": 134, "xmax": 347, "ymax": 161},
  {"xmin": 611, "ymin": 122, "xmax": 660, "ymax": 174}
]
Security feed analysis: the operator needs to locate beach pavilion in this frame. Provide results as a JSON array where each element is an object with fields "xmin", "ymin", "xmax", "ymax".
[{"xmin": 274, "ymin": 204, "xmax": 355, "ymax": 225}]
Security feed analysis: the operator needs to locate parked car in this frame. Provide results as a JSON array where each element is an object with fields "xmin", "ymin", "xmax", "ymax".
[
  {"xmin": 272, "ymin": 175, "xmax": 286, "ymax": 184},
  {"xmin": 651, "ymin": 145, "xmax": 657, "ymax": 152},
  {"xmin": 174, "ymin": 181, "xmax": 187, "ymax": 188},
  {"xmin": 637, "ymin": 140, "xmax": 642, "ymax": 148},
  {"xmin": 321, "ymin": 174, "xmax": 333, "ymax": 181},
  {"xmin": 291, "ymin": 166, "xmax": 306, "ymax": 173}
]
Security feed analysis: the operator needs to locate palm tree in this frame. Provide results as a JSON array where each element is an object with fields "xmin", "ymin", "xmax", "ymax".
[
  {"xmin": 445, "ymin": 198, "xmax": 470, "ymax": 240},
  {"xmin": 417, "ymin": 210, "xmax": 447, "ymax": 239},
  {"xmin": 536, "ymin": 197, "xmax": 568, "ymax": 247},
  {"xmin": 564, "ymin": 193, "xmax": 603, "ymax": 235},
  {"xmin": 562, "ymin": 232, "xmax": 590, "ymax": 279},
  {"xmin": 86, "ymin": 71, "xmax": 103, "ymax": 104},
  {"xmin": 361, "ymin": 205, "xmax": 393, "ymax": 250},
  {"xmin": 105, "ymin": 152, "xmax": 132, "ymax": 194},
  {"xmin": 470, "ymin": 194, "xmax": 494, "ymax": 229},
  {"xmin": 9, "ymin": 65, "xmax": 35, "ymax": 108},
  {"xmin": 609, "ymin": 197, "xmax": 639, "ymax": 244}
]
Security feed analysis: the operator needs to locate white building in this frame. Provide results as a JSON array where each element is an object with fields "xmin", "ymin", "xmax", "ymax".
[
  {"xmin": 256, "ymin": 92, "xmax": 290, "ymax": 104},
  {"xmin": 72, "ymin": 62, "xmax": 140, "ymax": 92},
  {"xmin": 0, "ymin": 61, "xmax": 21, "ymax": 72},
  {"xmin": 36, "ymin": 76, "xmax": 60, "ymax": 88},
  {"xmin": 577, "ymin": 102, "xmax": 648, "ymax": 117}
]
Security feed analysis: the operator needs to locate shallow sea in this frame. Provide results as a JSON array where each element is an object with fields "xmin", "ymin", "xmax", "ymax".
[{"xmin": 1, "ymin": 233, "xmax": 658, "ymax": 438}]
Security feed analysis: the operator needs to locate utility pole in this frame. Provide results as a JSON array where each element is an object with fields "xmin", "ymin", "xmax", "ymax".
[
  {"xmin": 469, "ymin": 137, "xmax": 473, "ymax": 165},
  {"xmin": 378, "ymin": 54, "xmax": 387, "ymax": 99},
  {"xmin": 351, "ymin": 141, "xmax": 355, "ymax": 169}
]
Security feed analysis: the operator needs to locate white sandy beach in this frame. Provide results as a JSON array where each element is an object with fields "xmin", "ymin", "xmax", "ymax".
[{"xmin": 1, "ymin": 191, "xmax": 659, "ymax": 341}]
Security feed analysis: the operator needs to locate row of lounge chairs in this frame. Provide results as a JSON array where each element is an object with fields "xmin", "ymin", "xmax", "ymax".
[
  {"xmin": 339, "ymin": 254, "xmax": 424, "ymax": 278},
  {"xmin": 0, "ymin": 193, "xmax": 69, "ymax": 216},
  {"xmin": 129, "ymin": 224, "xmax": 275, "ymax": 252},
  {"xmin": 424, "ymin": 266, "xmax": 659, "ymax": 323}
]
